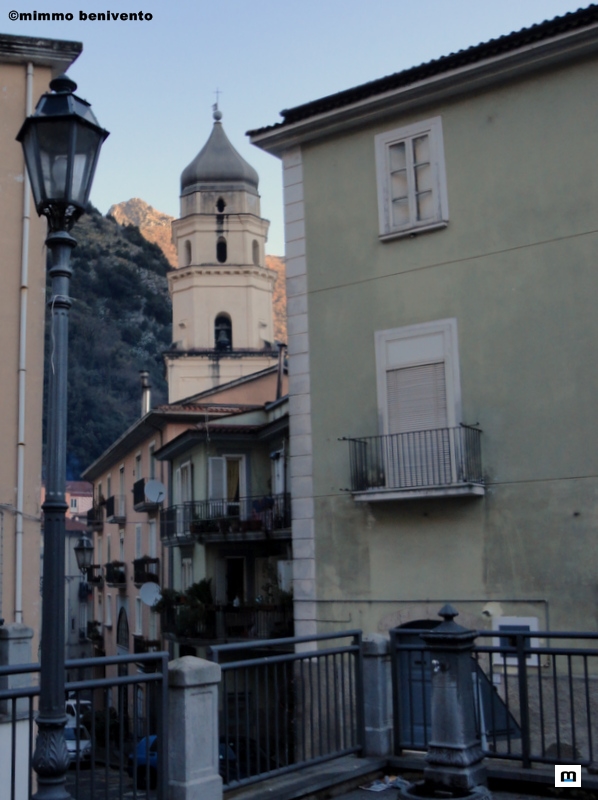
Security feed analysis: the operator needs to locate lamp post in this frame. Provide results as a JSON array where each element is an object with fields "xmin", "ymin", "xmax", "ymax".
[
  {"xmin": 17, "ymin": 74, "xmax": 108, "ymax": 800},
  {"xmin": 74, "ymin": 534, "xmax": 94, "ymax": 576}
]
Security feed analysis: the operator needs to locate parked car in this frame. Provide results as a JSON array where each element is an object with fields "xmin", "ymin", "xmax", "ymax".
[
  {"xmin": 127, "ymin": 734, "xmax": 258, "ymax": 787},
  {"xmin": 128, "ymin": 735, "xmax": 158, "ymax": 790},
  {"xmin": 65, "ymin": 697, "xmax": 92, "ymax": 721},
  {"xmin": 64, "ymin": 724, "xmax": 92, "ymax": 767}
]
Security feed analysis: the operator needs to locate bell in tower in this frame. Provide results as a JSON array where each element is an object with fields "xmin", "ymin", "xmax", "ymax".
[{"xmin": 166, "ymin": 106, "xmax": 279, "ymax": 402}]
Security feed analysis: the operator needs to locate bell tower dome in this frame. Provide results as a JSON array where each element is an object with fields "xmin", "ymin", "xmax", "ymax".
[{"xmin": 166, "ymin": 107, "xmax": 278, "ymax": 402}]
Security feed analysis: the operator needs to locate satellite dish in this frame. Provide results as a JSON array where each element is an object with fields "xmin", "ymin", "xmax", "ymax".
[
  {"xmin": 144, "ymin": 480, "xmax": 166, "ymax": 504},
  {"xmin": 139, "ymin": 582, "xmax": 161, "ymax": 608}
]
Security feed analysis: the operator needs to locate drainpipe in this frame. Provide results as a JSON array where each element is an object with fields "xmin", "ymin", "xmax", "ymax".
[
  {"xmin": 15, "ymin": 62, "xmax": 34, "ymax": 624},
  {"xmin": 276, "ymin": 342, "xmax": 286, "ymax": 400}
]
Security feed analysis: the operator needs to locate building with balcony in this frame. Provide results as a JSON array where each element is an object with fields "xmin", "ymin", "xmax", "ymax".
[
  {"xmin": 0, "ymin": 33, "xmax": 80, "ymax": 652},
  {"xmin": 156, "ymin": 391, "xmax": 292, "ymax": 656},
  {"xmin": 249, "ymin": 5, "xmax": 598, "ymax": 636},
  {"xmin": 81, "ymin": 365, "xmax": 289, "ymax": 659}
]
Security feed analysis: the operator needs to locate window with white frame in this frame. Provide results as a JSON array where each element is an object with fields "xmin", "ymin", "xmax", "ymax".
[
  {"xmin": 148, "ymin": 520, "xmax": 157, "ymax": 559},
  {"xmin": 135, "ymin": 524, "xmax": 142, "ymax": 559},
  {"xmin": 375, "ymin": 319, "xmax": 461, "ymax": 436},
  {"xmin": 181, "ymin": 557, "xmax": 193, "ymax": 590},
  {"xmin": 149, "ymin": 608, "xmax": 157, "ymax": 641},
  {"xmin": 374, "ymin": 319, "xmax": 461, "ymax": 486},
  {"xmin": 135, "ymin": 597, "xmax": 143, "ymax": 635},
  {"xmin": 375, "ymin": 116, "xmax": 448, "ymax": 239},
  {"xmin": 105, "ymin": 593, "xmax": 112, "ymax": 627}
]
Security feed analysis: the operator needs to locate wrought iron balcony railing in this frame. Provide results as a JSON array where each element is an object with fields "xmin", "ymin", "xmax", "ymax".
[
  {"xmin": 160, "ymin": 603, "xmax": 293, "ymax": 642},
  {"xmin": 86, "ymin": 504, "xmax": 104, "ymax": 531},
  {"xmin": 105, "ymin": 494, "xmax": 126, "ymax": 523},
  {"xmin": 133, "ymin": 478, "xmax": 163, "ymax": 512},
  {"xmin": 343, "ymin": 426, "xmax": 484, "ymax": 498},
  {"xmin": 86, "ymin": 564, "xmax": 103, "ymax": 586},
  {"xmin": 133, "ymin": 635, "xmax": 162, "ymax": 654},
  {"xmin": 133, "ymin": 556, "xmax": 160, "ymax": 585},
  {"xmin": 104, "ymin": 561, "xmax": 126, "ymax": 587},
  {"xmin": 160, "ymin": 493, "xmax": 291, "ymax": 545}
]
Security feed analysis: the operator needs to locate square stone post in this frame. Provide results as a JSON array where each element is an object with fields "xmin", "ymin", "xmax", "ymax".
[
  {"xmin": 363, "ymin": 634, "xmax": 392, "ymax": 756},
  {"xmin": 168, "ymin": 655, "xmax": 222, "ymax": 800}
]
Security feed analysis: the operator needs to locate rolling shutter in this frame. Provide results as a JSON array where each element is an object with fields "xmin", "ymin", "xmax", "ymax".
[{"xmin": 386, "ymin": 361, "xmax": 447, "ymax": 434}]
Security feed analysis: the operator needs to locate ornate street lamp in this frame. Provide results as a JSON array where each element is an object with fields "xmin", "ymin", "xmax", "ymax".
[
  {"xmin": 17, "ymin": 74, "xmax": 108, "ymax": 800},
  {"xmin": 74, "ymin": 534, "xmax": 94, "ymax": 575}
]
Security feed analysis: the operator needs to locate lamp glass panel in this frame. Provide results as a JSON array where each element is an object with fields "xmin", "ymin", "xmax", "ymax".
[
  {"xmin": 71, "ymin": 124, "xmax": 104, "ymax": 207},
  {"xmin": 34, "ymin": 119, "xmax": 73, "ymax": 201},
  {"xmin": 21, "ymin": 127, "xmax": 44, "ymax": 206}
]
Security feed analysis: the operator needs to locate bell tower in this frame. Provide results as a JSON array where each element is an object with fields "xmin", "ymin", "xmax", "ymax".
[{"xmin": 166, "ymin": 107, "xmax": 278, "ymax": 402}]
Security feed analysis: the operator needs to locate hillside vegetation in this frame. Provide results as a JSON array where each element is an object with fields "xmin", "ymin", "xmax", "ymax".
[{"xmin": 51, "ymin": 206, "xmax": 172, "ymax": 478}]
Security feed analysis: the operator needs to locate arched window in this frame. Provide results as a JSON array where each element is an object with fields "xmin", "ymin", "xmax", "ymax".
[
  {"xmin": 184, "ymin": 240, "xmax": 192, "ymax": 266},
  {"xmin": 215, "ymin": 313, "xmax": 232, "ymax": 351},
  {"xmin": 216, "ymin": 236, "xmax": 227, "ymax": 263},
  {"xmin": 252, "ymin": 239, "xmax": 259, "ymax": 266},
  {"xmin": 216, "ymin": 197, "xmax": 226, "ymax": 213},
  {"xmin": 117, "ymin": 607, "xmax": 130, "ymax": 650}
]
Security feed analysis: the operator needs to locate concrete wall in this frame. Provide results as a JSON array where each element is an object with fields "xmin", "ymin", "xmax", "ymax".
[{"xmin": 291, "ymin": 54, "xmax": 598, "ymax": 634}]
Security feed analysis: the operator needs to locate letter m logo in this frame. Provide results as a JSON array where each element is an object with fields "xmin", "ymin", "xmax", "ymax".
[{"xmin": 555, "ymin": 765, "xmax": 581, "ymax": 787}]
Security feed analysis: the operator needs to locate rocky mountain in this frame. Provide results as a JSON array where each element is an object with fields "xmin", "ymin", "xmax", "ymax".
[
  {"xmin": 109, "ymin": 198, "xmax": 287, "ymax": 342},
  {"xmin": 108, "ymin": 197, "xmax": 178, "ymax": 267},
  {"xmin": 56, "ymin": 206, "xmax": 172, "ymax": 478}
]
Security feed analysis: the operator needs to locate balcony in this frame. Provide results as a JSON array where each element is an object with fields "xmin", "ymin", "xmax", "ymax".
[
  {"xmin": 344, "ymin": 426, "xmax": 484, "ymax": 501},
  {"xmin": 133, "ymin": 556, "xmax": 160, "ymax": 586},
  {"xmin": 87, "ymin": 620, "xmax": 104, "ymax": 648},
  {"xmin": 161, "ymin": 603, "xmax": 293, "ymax": 642},
  {"xmin": 133, "ymin": 478, "xmax": 163, "ymax": 512},
  {"xmin": 105, "ymin": 494, "xmax": 126, "ymax": 524},
  {"xmin": 133, "ymin": 634, "xmax": 161, "ymax": 655},
  {"xmin": 160, "ymin": 493, "xmax": 291, "ymax": 545},
  {"xmin": 86, "ymin": 504, "xmax": 103, "ymax": 531},
  {"xmin": 104, "ymin": 561, "xmax": 126, "ymax": 588},
  {"xmin": 86, "ymin": 564, "xmax": 103, "ymax": 587}
]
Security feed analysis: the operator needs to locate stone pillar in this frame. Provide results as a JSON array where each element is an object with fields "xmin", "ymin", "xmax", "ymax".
[
  {"xmin": 0, "ymin": 624, "xmax": 35, "ymax": 800},
  {"xmin": 420, "ymin": 605, "xmax": 489, "ymax": 794},
  {"xmin": 0, "ymin": 624, "xmax": 34, "ymax": 717},
  {"xmin": 168, "ymin": 655, "xmax": 222, "ymax": 800},
  {"xmin": 363, "ymin": 634, "xmax": 392, "ymax": 756}
]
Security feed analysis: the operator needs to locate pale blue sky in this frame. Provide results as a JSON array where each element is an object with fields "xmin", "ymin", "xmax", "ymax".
[{"xmin": 5, "ymin": 0, "xmax": 589, "ymax": 254}]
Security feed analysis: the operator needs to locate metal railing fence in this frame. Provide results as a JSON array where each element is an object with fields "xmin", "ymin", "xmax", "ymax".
[
  {"xmin": 208, "ymin": 630, "xmax": 365, "ymax": 790},
  {"xmin": 0, "ymin": 651, "xmax": 168, "ymax": 800},
  {"xmin": 344, "ymin": 426, "xmax": 483, "ymax": 492},
  {"xmin": 161, "ymin": 602, "xmax": 294, "ymax": 641},
  {"xmin": 390, "ymin": 627, "xmax": 598, "ymax": 776},
  {"xmin": 161, "ymin": 493, "xmax": 291, "ymax": 544}
]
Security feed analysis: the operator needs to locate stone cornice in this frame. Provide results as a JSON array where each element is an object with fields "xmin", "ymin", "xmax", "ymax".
[{"xmin": 0, "ymin": 33, "xmax": 81, "ymax": 74}]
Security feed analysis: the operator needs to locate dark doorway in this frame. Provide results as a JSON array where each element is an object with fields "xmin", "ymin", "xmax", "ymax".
[{"xmin": 226, "ymin": 557, "xmax": 244, "ymax": 604}]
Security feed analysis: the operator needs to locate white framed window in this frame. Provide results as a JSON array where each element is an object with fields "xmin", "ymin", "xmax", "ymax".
[
  {"xmin": 105, "ymin": 593, "xmax": 112, "ymax": 628},
  {"xmin": 375, "ymin": 318, "xmax": 461, "ymax": 436},
  {"xmin": 97, "ymin": 593, "xmax": 103, "ymax": 625},
  {"xmin": 148, "ymin": 520, "xmax": 157, "ymax": 559},
  {"xmin": 135, "ymin": 597, "xmax": 143, "ymax": 635},
  {"xmin": 149, "ymin": 608, "xmax": 157, "ymax": 640},
  {"xmin": 375, "ymin": 116, "xmax": 448, "ymax": 239},
  {"xmin": 135, "ymin": 524, "xmax": 142, "ymax": 559},
  {"xmin": 70, "ymin": 498, "xmax": 77, "ymax": 511},
  {"xmin": 135, "ymin": 452, "xmax": 142, "ymax": 479},
  {"xmin": 119, "ymin": 529, "xmax": 125, "ymax": 562},
  {"xmin": 181, "ymin": 557, "xmax": 193, "ymax": 590},
  {"xmin": 493, "ymin": 616, "xmax": 540, "ymax": 667},
  {"xmin": 209, "ymin": 455, "xmax": 246, "ymax": 516}
]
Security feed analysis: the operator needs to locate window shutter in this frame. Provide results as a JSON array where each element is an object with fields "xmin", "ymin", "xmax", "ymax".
[
  {"xmin": 386, "ymin": 362, "xmax": 448, "ymax": 434},
  {"xmin": 208, "ymin": 457, "xmax": 226, "ymax": 500}
]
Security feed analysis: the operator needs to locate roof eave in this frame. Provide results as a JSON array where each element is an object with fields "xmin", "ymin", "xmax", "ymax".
[{"xmin": 250, "ymin": 23, "xmax": 598, "ymax": 155}]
